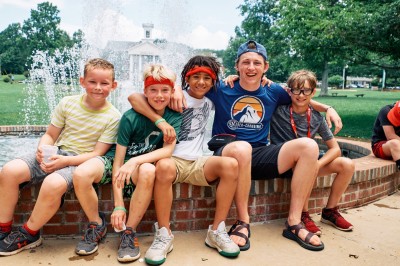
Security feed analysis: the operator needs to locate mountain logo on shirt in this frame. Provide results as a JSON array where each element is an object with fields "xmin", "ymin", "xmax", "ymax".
[{"xmin": 228, "ymin": 96, "xmax": 264, "ymax": 130}]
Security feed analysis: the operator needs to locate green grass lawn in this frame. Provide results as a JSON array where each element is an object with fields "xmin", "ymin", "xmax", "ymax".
[
  {"xmin": 0, "ymin": 78, "xmax": 398, "ymax": 140},
  {"xmin": 315, "ymin": 88, "xmax": 398, "ymax": 140}
]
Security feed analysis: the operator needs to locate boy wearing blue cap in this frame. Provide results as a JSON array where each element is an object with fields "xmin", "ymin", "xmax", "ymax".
[{"xmin": 170, "ymin": 40, "xmax": 343, "ymax": 251}]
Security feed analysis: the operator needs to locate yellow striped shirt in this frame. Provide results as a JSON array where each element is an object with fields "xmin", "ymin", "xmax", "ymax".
[{"xmin": 51, "ymin": 94, "xmax": 121, "ymax": 154}]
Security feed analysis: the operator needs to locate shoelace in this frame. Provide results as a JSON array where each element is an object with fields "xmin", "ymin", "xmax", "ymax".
[
  {"xmin": 301, "ymin": 213, "xmax": 313, "ymax": 224},
  {"xmin": 83, "ymin": 223, "xmax": 102, "ymax": 243},
  {"xmin": 150, "ymin": 234, "xmax": 171, "ymax": 250},
  {"xmin": 120, "ymin": 232, "xmax": 135, "ymax": 248},
  {"xmin": 215, "ymin": 230, "xmax": 232, "ymax": 244},
  {"xmin": 5, "ymin": 230, "xmax": 27, "ymax": 244}
]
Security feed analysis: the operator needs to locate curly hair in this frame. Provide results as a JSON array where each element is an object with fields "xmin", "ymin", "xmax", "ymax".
[{"xmin": 180, "ymin": 55, "xmax": 221, "ymax": 90}]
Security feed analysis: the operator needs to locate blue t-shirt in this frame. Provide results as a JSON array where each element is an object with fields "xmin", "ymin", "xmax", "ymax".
[{"xmin": 206, "ymin": 80, "xmax": 291, "ymax": 147}]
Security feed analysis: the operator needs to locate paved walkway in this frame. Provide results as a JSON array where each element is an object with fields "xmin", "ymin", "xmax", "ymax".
[{"xmin": 2, "ymin": 191, "xmax": 400, "ymax": 266}]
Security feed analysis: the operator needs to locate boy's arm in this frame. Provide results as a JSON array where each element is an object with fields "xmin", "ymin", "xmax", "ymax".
[
  {"xmin": 111, "ymin": 144, "xmax": 127, "ymax": 230},
  {"xmin": 169, "ymin": 85, "xmax": 187, "ymax": 113},
  {"xmin": 128, "ymin": 93, "xmax": 176, "ymax": 143},
  {"xmin": 318, "ymin": 138, "xmax": 341, "ymax": 168},
  {"xmin": 310, "ymin": 100, "xmax": 342, "ymax": 135},
  {"xmin": 40, "ymin": 139, "xmax": 112, "ymax": 173},
  {"xmin": 383, "ymin": 125, "xmax": 400, "ymax": 140}
]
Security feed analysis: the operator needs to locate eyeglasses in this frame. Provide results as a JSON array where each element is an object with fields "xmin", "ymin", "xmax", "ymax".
[{"xmin": 290, "ymin": 88, "xmax": 314, "ymax": 96}]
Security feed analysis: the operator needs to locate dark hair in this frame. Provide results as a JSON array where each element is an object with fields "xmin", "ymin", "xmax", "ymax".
[{"xmin": 180, "ymin": 55, "xmax": 221, "ymax": 90}]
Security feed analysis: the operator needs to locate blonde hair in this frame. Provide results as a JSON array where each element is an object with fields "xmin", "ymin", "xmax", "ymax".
[
  {"xmin": 143, "ymin": 64, "xmax": 176, "ymax": 85},
  {"xmin": 287, "ymin": 69, "xmax": 317, "ymax": 89},
  {"xmin": 84, "ymin": 58, "xmax": 115, "ymax": 80}
]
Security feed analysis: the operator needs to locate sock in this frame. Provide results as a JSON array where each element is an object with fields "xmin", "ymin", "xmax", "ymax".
[
  {"xmin": 0, "ymin": 221, "xmax": 12, "ymax": 233},
  {"xmin": 23, "ymin": 223, "xmax": 39, "ymax": 236},
  {"xmin": 396, "ymin": 159, "xmax": 400, "ymax": 170}
]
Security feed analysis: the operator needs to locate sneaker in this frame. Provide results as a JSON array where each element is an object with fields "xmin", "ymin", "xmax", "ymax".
[
  {"xmin": 205, "ymin": 221, "xmax": 240, "ymax": 257},
  {"xmin": 0, "ymin": 226, "xmax": 43, "ymax": 256},
  {"xmin": 0, "ymin": 231, "xmax": 10, "ymax": 241},
  {"xmin": 145, "ymin": 223, "xmax": 174, "ymax": 265},
  {"xmin": 321, "ymin": 206, "xmax": 354, "ymax": 231},
  {"xmin": 75, "ymin": 212, "xmax": 107, "ymax": 255},
  {"xmin": 117, "ymin": 227, "xmax": 140, "ymax": 262},
  {"xmin": 301, "ymin": 211, "xmax": 322, "ymax": 236}
]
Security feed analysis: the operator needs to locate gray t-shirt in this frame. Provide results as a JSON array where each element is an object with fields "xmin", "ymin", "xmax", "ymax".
[{"xmin": 270, "ymin": 105, "xmax": 333, "ymax": 144}]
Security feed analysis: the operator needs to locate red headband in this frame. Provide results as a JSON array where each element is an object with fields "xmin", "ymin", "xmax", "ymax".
[
  {"xmin": 144, "ymin": 76, "xmax": 174, "ymax": 89},
  {"xmin": 185, "ymin": 66, "xmax": 217, "ymax": 80}
]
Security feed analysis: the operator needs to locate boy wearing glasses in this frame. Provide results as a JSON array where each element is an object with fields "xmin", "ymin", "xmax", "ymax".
[{"xmin": 270, "ymin": 70, "xmax": 354, "ymax": 236}]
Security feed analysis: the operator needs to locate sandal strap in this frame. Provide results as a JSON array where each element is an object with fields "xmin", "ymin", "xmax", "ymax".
[
  {"xmin": 228, "ymin": 220, "xmax": 251, "ymax": 238},
  {"xmin": 285, "ymin": 220, "xmax": 315, "ymax": 244}
]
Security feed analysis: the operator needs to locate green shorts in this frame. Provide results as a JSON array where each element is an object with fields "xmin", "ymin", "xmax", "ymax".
[{"xmin": 97, "ymin": 156, "xmax": 136, "ymax": 198}]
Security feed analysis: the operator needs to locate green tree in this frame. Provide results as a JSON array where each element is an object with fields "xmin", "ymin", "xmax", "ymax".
[
  {"xmin": 0, "ymin": 23, "xmax": 29, "ymax": 74},
  {"xmin": 22, "ymin": 2, "xmax": 73, "ymax": 56},
  {"xmin": 275, "ymin": 0, "xmax": 348, "ymax": 96}
]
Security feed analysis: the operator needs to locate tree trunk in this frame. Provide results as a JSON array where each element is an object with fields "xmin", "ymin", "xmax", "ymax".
[{"xmin": 319, "ymin": 61, "xmax": 329, "ymax": 96}]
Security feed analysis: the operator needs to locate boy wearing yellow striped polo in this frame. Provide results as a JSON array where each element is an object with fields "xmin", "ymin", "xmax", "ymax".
[{"xmin": 0, "ymin": 58, "xmax": 121, "ymax": 256}]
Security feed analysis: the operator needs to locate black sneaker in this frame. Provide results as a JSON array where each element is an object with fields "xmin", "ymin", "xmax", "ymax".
[
  {"xmin": 75, "ymin": 212, "xmax": 107, "ymax": 255},
  {"xmin": 0, "ymin": 227, "xmax": 42, "ymax": 256},
  {"xmin": 117, "ymin": 227, "xmax": 141, "ymax": 262},
  {"xmin": 0, "ymin": 231, "xmax": 10, "ymax": 241}
]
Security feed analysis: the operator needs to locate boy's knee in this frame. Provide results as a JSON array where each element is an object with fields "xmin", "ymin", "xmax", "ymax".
[
  {"xmin": 41, "ymin": 176, "xmax": 68, "ymax": 198},
  {"xmin": 155, "ymin": 159, "xmax": 175, "ymax": 180},
  {"xmin": 339, "ymin": 157, "xmax": 355, "ymax": 172},
  {"xmin": 138, "ymin": 163, "xmax": 156, "ymax": 184},
  {"xmin": 224, "ymin": 141, "xmax": 252, "ymax": 160}
]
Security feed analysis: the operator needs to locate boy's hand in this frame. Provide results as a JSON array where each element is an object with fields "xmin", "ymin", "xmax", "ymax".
[
  {"xmin": 114, "ymin": 161, "xmax": 138, "ymax": 189},
  {"xmin": 223, "ymin": 75, "xmax": 239, "ymax": 88},
  {"xmin": 169, "ymin": 86, "xmax": 187, "ymax": 113},
  {"xmin": 111, "ymin": 209, "xmax": 126, "ymax": 231},
  {"xmin": 157, "ymin": 121, "xmax": 176, "ymax": 143},
  {"xmin": 326, "ymin": 107, "xmax": 343, "ymax": 135},
  {"xmin": 39, "ymin": 155, "xmax": 65, "ymax": 173},
  {"xmin": 261, "ymin": 75, "xmax": 273, "ymax": 87}
]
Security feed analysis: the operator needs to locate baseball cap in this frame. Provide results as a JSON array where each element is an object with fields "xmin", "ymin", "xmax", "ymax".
[
  {"xmin": 387, "ymin": 101, "xmax": 400, "ymax": 126},
  {"xmin": 236, "ymin": 40, "xmax": 268, "ymax": 61}
]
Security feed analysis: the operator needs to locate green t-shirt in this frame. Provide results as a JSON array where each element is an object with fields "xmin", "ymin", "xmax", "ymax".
[{"xmin": 106, "ymin": 107, "xmax": 181, "ymax": 160}]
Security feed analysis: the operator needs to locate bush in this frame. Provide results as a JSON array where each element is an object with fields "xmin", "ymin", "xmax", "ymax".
[
  {"xmin": 23, "ymin": 71, "xmax": 30, "ymax": 78},
  {"xmin": 328, "ymin": 75, "xmax": 343, "ymax": 88},
  {"xmin": 3, "ymin": 76, "xmax": 10, "ymax": 83}
]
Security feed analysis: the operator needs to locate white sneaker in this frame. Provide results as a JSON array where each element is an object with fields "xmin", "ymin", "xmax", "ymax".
[
  {"xmin": 205, "ymin": 221, "xmax": 240, "ymax": 257},
  {"xmin": 145, "ymin": 223, "xmax": 174, "ymax": 265}
]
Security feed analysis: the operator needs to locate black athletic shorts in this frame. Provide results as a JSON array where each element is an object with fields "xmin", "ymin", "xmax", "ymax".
[{"xmin": 214, "ymin": 142, "xmax": 291, "ymax": 180}]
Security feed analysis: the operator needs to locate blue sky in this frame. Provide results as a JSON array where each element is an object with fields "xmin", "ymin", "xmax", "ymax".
[{"xmin": 0, "ymin": 0, "xmax": 244, "ymax": 50}]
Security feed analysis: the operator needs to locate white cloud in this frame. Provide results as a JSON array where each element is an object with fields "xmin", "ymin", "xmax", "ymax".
[{"xmin": 176, "ymin": 25, "xmax": 230, "ymax": 50}]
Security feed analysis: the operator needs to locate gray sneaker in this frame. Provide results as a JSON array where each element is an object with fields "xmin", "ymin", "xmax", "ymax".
[
  {"xmin": 205, "ymin": 221, "xmax": 240, "ymax": 257},
  {"xmin": 75, "ymin": 212, "xmax": 107, "ymax": 255},
  {"xmin": 145, "ymin": 223, "xmax": 174, "ymax": 265},
  {"xmin": 117, "ymin": 227, "xmax": 140, "ymax": 262}
]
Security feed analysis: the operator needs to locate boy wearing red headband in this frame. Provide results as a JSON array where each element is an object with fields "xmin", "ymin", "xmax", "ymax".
[
  {"xmin": 72, "ymin": 64, "xmax": 181, "ymax": 262},
  {"xmin": 371, "ymin": 101, "xmax": 400, "ymax": 167},
  {"xmin": 270, "ymin": 70, "xmax": 354, "ymax": 236},
  {"xmin": 128, "ymin": 55, "xmax": 246, "ymax": 264}
]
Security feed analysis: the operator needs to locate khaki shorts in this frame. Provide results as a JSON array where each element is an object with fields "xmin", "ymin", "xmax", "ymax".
[{"xmin": 173, "ymin": 156, "xmax": 211, "ymax": 186}]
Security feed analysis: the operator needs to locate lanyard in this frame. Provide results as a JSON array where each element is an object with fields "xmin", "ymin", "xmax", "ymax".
[{"xmin": 290, "ymin": 106, "xmax": 311, "ymax": 138}]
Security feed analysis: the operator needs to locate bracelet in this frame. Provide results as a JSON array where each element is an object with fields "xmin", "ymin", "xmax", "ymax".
[
  {"xmin": 155, "ymin": 118, "xmax": 166, "ymax": 126},
  {"xmin": 113, "ymin": 206, "xmax": 127, "ymax": 213},
  {"xmin": 326, "ymin": 106, "xmax": 333, "ymax": 112}
]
